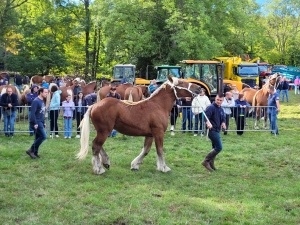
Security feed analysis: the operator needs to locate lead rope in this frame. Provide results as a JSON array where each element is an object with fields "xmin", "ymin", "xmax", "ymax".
[{"xmin": 193, "ymin": 96, "xmax": 212, "ymax": 141}]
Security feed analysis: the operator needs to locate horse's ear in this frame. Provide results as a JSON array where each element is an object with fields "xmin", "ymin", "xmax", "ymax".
[{"xmin": 167, "ymin": 75, "xmax": 173, "ymax": 83}]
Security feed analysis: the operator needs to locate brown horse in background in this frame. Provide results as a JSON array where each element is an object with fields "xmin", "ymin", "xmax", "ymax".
[
  {"xmin": 124, "ymin": 85, "xmax": 150, "ymax": 102},
  {"xmin": 20, "ymin": 85, "xmax": 31, "ymax": 106},
  {"xmin": 124, "ymin": 86, "xmax": 143, "ymax": 102},
  {"xmin": 77, "ymin": 76, "xmax": 201, "ymax": 175},
  {"xmin": 30, "ymin": 75, "xmax": 55, "ymax": 85},
  {"xmin": 241, "ymin": 72, "xmax": 282, "ymax": 129},
  {"xmin": 0, "ymin": 72, "xmax": 8, "ymax": 80},
  {"xmin": 80, "ymin": 81, "xmax": 97, "ymax": 96}
]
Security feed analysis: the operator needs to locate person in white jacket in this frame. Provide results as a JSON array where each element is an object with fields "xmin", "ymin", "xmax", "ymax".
[
  {"xmin": 192, "ymin": 88, "xmax": 211, "ymax": 136},
  {"xmin": 221, "ymin": 92, "xmax": 235, "ymax": 135}
]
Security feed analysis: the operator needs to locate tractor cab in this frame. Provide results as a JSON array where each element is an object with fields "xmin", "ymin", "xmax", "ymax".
[
  {"xmin": 155, "ymin": 65, "xmax": 181, "ymax": 85},
  {"xmin": 111, "ymin": 64, "xmax": 135, "ymax": 85}
]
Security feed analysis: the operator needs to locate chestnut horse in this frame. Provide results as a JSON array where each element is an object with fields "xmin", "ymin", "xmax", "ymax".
[
  {"xmin": 20, "ymin": 85, "xmax": 31, "ymax": 106},
  {"xmin": 0, "ymin": 72, "xmax": 8, "ymax": 80},
  {"xmin": 80, "ymin": 81, "xmax": 97, "ymax": 96},
  {"xmin": 97, "ymin": 83, "xmax": 133, "ymax": 100},
  {"xmin": 241, "ymin": 72, "xmax": 282, "ymax": 129},
  {"xmin": 30, "ymin": 75, "xmax": 55, "ymax": 85},
  {"xmin": 77, "ymin": 76, "xmax": 201, "ymax": 175},
  {"xmin": 124, "ymin": 85, "xmax": 150, "ymax": 102}
]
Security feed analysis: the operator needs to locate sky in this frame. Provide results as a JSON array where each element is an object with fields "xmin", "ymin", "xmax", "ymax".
[{"xmin": 256, "ymin": 0, "xmax": 266, "ymax": 5}]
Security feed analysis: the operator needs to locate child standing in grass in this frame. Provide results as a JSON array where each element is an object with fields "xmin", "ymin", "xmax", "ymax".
[{"xmin": 62, "ymin": 94, "xmax": 75, "ymax": 139}]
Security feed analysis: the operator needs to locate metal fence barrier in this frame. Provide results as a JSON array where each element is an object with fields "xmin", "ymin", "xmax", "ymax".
[{"xmin": 0, "ymin": 105, "xmax": 276, "ymax": 137}]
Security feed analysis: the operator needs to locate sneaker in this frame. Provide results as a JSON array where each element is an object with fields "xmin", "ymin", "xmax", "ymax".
[
  {"xmin": 76, "ymin": 134, "xmax": 80, "ymax": 138},
  {"xmin": 50, "ymin": 134, "xmax": 53, "ymax": 138},
  {"xmin": 194, "ymin": 134, "xmax": 197, "ymax": 136},
  {"xmin": 55, "ymin": 135, "xmax": 59, "ymax": 138},
  {"xmin": 68, "ymin": 137, "xmax": 71, "ymax": 139},
  {"xmin": 200, "ymin": 132, "xmax": 204, "ymax": 137},
  {"xmin": 64, "ymin": 136, "xmax": 67, "ymax": 139}
]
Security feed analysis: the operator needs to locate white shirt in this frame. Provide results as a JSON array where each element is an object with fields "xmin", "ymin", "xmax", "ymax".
[
  {"xmin": 221, "ymin": 97, "xmax": 236, "ymax": 115},
  {"xmin": 191, "ymin": 95, "xmax": 211, "ymax": 114}
]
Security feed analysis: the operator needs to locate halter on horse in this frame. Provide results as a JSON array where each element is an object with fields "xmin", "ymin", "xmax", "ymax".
[{"xmin": 77, "ymin": 76, "xmax": 201, "ymax": 175}]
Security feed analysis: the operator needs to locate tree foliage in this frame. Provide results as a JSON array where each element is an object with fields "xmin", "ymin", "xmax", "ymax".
[{"xmin": 0, "ymin": 0, "xmax": 300, "ymax": 76}]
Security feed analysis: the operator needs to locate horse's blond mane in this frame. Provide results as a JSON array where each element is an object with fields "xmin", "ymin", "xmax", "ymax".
[
  {"xmin": 121, "ymin": 81, "xmax": 169, "ymax": 106},
  {"xmin": 1, "ymin": 87, "xmax": 6, "ymax": 95}
]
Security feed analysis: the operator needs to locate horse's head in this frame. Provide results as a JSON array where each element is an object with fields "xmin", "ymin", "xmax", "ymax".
[
  {"xmin": 167, "ymin": 75, "xmax": 201, "ymax": 97},
  {"xmin": 138, "ymin": 85, "xmax": 150, "ymax": 98},
  {"xmin": 269, "ymin": 72, "xmax": 282, "ymax": 89}
]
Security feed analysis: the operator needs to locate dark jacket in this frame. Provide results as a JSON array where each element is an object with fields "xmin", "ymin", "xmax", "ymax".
[
  {"xmin": 84, "ymin": 93, "xmax": 98, "ymax": 105},
  {"xmin": 14, "ymin": 74, "xmax": 23, "ymax": 85},
  {"xmin": 75, "ymin": 98, "xmax": 87, "ymax": 115},
  {"xmin": 26, "ymin": 85, "xmax": 39, "ymax": 109},
  {"xmin": 180, "ymin": 97, "xmax": 192, "ymax": 107},
  {"xmin": 205, "ymin": 102, "xmax": 226, "ymax": 132},
  {"xmin": 106, "ymin": 92, "xmax": 121, "ymax": 100},
  {"xmin": 30, "ymin": 97, "xmax": 46, "ymax": 124},
  {"xmin": 235, "ymin": 99, "xmax": 250, "ymax": 116},
  {"xmin": 282, "ymin": 81, "xmax": 289, "ymax": 90},
  {"xmin": 73, "ymin": 85, "xmax": 82, "ymax": 97},
  {"xmin": 0, "ymin": 93, "xmax": 18, "ymax": 111}
]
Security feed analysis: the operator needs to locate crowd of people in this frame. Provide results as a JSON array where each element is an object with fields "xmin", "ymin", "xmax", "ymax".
[{"xmin": 0, "ymin": 75, "xmax": 285, "ymax": 163}]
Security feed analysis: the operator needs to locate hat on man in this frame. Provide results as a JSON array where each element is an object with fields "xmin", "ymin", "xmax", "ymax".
[{"xmin": 74, "ymin": 78, "xmax": 80, "ymax": 82}]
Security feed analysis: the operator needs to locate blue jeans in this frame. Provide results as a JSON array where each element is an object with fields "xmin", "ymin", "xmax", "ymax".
[
  {"xmin": 31, "ymin": 122, "xmax": 46, "ymax": 154},
  {"xmin": 269, "ymin": 111, "xmax": 278, "ymax": 134},
  {"xmin": 208, "ymin": 130, "xmax": 222, "ymax": 153},
  {"xmin": 281, "ymin": 89, "xmax": 288, "ymax": 102},
  {"xmin": 108, "ymin": 129, "xmax": 117, "ymax": 137},
  {"xmin": 64, "ymin": 118, "xmax": 73, "ymax": 137},
  {"xmin": 194, "ymin": 113, "xmax": 204, "ymax": 134},
  {"xmin": 28, "ymin": 111, "xmax": 34, "ymax": 135},
  {"xmin": 181, "ymin": 107, "xmax": 193, "ymax": 131},
  {"xmin": 3, "ymin": 110, "xmax": 16, "ymax": 135}
]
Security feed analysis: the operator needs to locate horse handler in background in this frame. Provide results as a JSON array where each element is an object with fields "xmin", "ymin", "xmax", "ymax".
[
  {"xmin": 201, "ymin": 94, "xmax": 226, "ymax": 172},
  {"xmin": 26, "ymin": 87, "xmax": 49, "ymax": 159}
]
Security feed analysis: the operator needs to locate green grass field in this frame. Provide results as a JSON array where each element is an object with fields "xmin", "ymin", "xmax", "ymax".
[{"xmin": 1, "ymin": 91, "xmax": 300, "ymax": 225}]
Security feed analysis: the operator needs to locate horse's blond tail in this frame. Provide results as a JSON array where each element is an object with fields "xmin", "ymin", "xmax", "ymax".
[
  {"xmin": 30, "ymin": 77, "xmax": 33, "ymax": 86},
  {"xmin": 252, "ymin": 90, "xmax": 260, "ymax": 107},
  {"xmin": 77, "ymin": 106, "xmax": 93, "ymax": 160},
  {"xmin": 128, "ymin": 90, "xmax": 133, "ymax": 102},
  {"xmin": 96, "ymin": 89, "xmax": 101, "ymax": 102}
]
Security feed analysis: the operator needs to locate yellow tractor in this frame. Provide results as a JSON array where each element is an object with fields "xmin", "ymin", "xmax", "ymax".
[
  {"xmin": 180, "ymin": 60, "xmax": 225, "ymax": 101},
  {"xmin": 214, "ymin": 56, "xmax": 259, "ymax": 91}
]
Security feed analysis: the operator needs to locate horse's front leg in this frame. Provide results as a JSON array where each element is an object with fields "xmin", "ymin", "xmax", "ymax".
[
  {"xmin": 131, "ymin": 136, "xmax": 153, "ymax": 171},
  {"xmin": 92, "ymin": 135, "xmax": 106, "ymax": 175},
  {"xmin": 263, "ymin": 108, "xmax": 268, "ymax": 129},
  {"xmin": 154, "ymin": 134, "xmax": 171, "ymax": 173}
]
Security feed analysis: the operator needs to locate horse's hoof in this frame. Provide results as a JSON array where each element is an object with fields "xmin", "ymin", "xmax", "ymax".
[
  {"xmin": 103, "ymin": 164, "xmax": 110, "ymax": 170},
  {"xmin": 131, "ymin": 168, "xmax": 139, "ymax": 172}
]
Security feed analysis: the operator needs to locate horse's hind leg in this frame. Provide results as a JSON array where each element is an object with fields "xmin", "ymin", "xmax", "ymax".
[
  {"xmin": 92, "ymin": 135, "xmax": 107, "ymax": 175},
  {"xmin": 99, "ymin": 148, "xmax": 110, "ymax": 170},
  {"xmin": 131, "ymin": 137, "xmax": 153, "ymax": 171}
]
